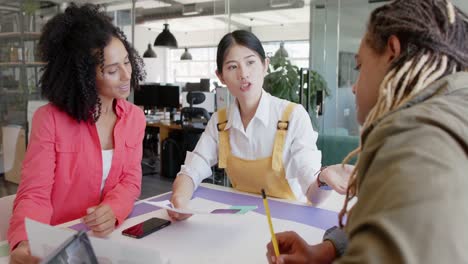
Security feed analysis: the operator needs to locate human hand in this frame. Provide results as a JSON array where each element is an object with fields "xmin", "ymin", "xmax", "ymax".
[
  {"xmin": 82, "ymin": 204, "xmax": 116, "ymax": 237},
  {"xmin": 320, "ymin": 164, "xmax": 354, "ymax": 194},
  {"xmin": 9, "ymin": 241, "xmax": 40, "ymax": 264},
  {"xmin": 266, "ymin": 231, "xmax": 336, "ymax": 264},
  {"xmin": 168, "ymin": 194, "xmax": 193, "ymax": 221}
]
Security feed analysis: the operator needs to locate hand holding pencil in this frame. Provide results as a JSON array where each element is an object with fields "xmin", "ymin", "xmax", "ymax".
[
  {"xmin": 263, "ymin": 189, "xmax": 338, "ymax": 264},
  {"xmin": 266, "ymin": 231, "xmax": 338, "ymax": 264},
  {"xmin": 262, "ymin": 189, "xmax": 280, "ymax": 257}
]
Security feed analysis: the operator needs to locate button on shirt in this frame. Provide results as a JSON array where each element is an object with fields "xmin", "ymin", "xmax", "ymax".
[{"xmin": 179, "ymin": 90, "xmax": 322, "ymax": 202}]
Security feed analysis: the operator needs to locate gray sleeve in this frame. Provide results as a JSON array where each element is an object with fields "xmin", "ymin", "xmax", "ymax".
[{"xmin": 323, "ymin": 226, "xmax": 348, "ymax": 257}]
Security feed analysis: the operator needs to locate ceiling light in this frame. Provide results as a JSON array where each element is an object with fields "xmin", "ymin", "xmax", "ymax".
[
  {"xmin": 154, "ymin": 23, "xmax": 178, "ymax": 48},
  {"xmin": 180, "ymin": 48, "xmax": 193, "ymax": 60},
  {"xmin": 143, "ymin": 43, "xmax": 157, "ymax": 58},
  {"xmin": 274, "ymin": 42, "xmax": 289, "ymax": 58}
]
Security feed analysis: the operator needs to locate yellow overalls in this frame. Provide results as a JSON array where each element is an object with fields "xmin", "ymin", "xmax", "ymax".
[{"xmin": 217, "ymin": 103, "xmax": 297, "ymax": 200}]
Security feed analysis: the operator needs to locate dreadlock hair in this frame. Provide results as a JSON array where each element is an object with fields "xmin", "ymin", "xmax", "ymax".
[
  {"xmin": 38, "ymin": 3, "xmax": 145, "ymax": 122},
  {"xmin": 339, "ymin": 0, "xmax": 468, "ymax": 227}
]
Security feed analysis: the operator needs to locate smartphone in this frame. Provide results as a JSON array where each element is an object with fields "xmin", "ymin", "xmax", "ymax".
[{"xmin": 121, "ymin": 217, "xmax": 171, "ymax": 239}]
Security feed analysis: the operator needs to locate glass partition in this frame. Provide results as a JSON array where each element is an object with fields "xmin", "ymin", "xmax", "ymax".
[
  {"xmin": 4, "ymin": 0, "xmax": 466, "ymax": 194},
  {"xmin": 312, "ymin": 0, "xmax": 385, "ymax": 165},
  {"xmin": 0, "ymin": 1, "xmax": 59, "ymax": 191}
]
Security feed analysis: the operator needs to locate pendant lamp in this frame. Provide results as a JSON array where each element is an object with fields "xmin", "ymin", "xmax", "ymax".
[
  {"xmin": 180, "ymin": 48, "xmax": 192, "ymax": 60},
  {"xmin": 154, "ymin": 23, "xmax": 178, "ymax": 48},
  {"xmin": 274, "ymin": 41, "xmax": 289, "ymax": 58},
  {"xmin": 143, "ymin": 43, "xmax": 157, "ymax": 58}
]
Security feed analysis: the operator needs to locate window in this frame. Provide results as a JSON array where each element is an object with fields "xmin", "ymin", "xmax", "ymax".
[{"xmin": 168, "ymin": 40, "xmax": 310, "ymax": 88}]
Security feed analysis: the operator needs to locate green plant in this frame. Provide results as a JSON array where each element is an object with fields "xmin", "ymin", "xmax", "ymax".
[
  {"xmin": 22, "ymin": 0, "xmax": 40, "ymax": 15},
  {"xmin": 264, "ymin": 54, "xmax": 330, "ymax": 129}
]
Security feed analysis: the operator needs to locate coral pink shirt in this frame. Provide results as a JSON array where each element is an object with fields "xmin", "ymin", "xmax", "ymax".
[{"xmin": 8, "ymin": 99, "xmax": 146, "ymax": 249}]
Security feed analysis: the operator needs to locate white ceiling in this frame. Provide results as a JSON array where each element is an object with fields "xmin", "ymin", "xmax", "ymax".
[
  {"xmin": 140, "ymin": 0, "xmax": 468, "ymax": 33},
  {"xmin": 142, "ymin": 0, "xmax": 312, "ymax": 32},
  {"xmin": 145, "ymin": 15, "xmax": 227, "ymax": 31},
  {"xmin": 30, "ymin": 0, "xmax": 468, "ymax": 34},
  {"xmin": 143, "ymin": 7, "xmax": 311, "ymax": 31}
]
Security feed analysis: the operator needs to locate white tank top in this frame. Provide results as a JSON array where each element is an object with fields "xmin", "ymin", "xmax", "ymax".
[{"xmin": 101, "ymin": 149, "xmax": 114, "ymax": 193}]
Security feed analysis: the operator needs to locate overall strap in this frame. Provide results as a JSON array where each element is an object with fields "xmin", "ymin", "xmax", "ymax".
[
  {"xmin": 217, "ymin": 108, "xmax": 229, "ymax": 168},
  {"xmin": 272, "ymin": 103, "xmax": 297, "ymax": 172}
]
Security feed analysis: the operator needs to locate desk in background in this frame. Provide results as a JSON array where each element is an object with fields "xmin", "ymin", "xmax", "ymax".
[
  {"xmin": 146, "ymin": 120, "xmax": 182, "ymax": 174},
  {"xmin": 146, "ymin": 120, "xmax": 182, "ymax": 147},
  {"xmin": 146, "ymin": 120, "xmax": 206, "ymax": 178}
]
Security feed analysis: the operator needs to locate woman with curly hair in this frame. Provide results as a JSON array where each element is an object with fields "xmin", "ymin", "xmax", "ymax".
[
  {"xmin": 7, "ymin": 3, "xmax": 146, "ymax": 263},
  {"xmin": 267, "ymin": 0, "xmax": 468, "ymax": 263}
]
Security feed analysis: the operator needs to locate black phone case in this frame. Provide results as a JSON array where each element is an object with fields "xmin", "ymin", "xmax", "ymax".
[{"xmin": 122, "ymin": 218, "xmax": 171, "ymax": 239}]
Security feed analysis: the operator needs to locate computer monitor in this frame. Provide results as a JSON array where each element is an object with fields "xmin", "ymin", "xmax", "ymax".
[
  {"xmin": 200, "ymin": 78, "xmax": 210, "ymax": 92},
  {"xmin": 134, "ymin": 83, "xmax": 180, "ymax": 109},
  {"xmin": 184, "ymin": 79, "xmax": 210, "ymax": 92},
  {"xmin": 185, "ymin": 82, "xmax": 201, "ymax": 92},
  {"xmin": 156, "ymin": 84, "xmax": 180, "ymax": 108},
  {"xmin": 134, "ymin": 83, "xmax": 158, "ymax": 107}
]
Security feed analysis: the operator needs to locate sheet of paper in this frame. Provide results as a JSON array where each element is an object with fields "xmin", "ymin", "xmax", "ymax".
[
  {"xmin": 116, "ymin": 198, "xmax": 325, "ymax": 264},
  {"xmin": 140, "ymin": 200, "xmax": 211, "ymax": 214},
  {"xmin": 140, "ymin": 199, "xmax": 257, "ymax": 215},
  {"xmin": 25, "ymin": 218, "xmax": 166, "ymax": 264}
]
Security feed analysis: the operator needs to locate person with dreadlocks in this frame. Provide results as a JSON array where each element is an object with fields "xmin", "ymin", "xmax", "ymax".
[
  {"xmin": 266, "ymin": 0, "xmax": 468, "ymax": 263},
  {"xmin": 8, "ymin": 3, "xmax": 146, "ymax": 263}
]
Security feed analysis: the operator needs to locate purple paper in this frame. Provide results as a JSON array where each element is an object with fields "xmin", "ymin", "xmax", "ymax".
[
  {"xmin": 128, "ymin": 202, "xmax": 159, "ymax": 218},
  {"xmin": 68, "ymin": 188, "xmax": 337, "ymax": 231},
  {"xmin": 68, "ymin": 222, "xmax": 90, "ymax": 232},
  {"xmin": 194, "ymin": 186, "xmax": 338, "ymax": 230}
]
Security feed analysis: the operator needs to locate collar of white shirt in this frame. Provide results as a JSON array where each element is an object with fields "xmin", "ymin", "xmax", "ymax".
[{"xmin": 224, "ymin": 89, "xmax": 271, "ymax": 131}]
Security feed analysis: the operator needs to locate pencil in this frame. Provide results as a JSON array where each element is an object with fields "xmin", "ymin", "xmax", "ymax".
[{"xmin": 262, "ymin": 189, "xmax": 280, "ymax": 257}]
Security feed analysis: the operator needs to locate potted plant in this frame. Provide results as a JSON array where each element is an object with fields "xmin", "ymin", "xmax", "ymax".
[
  {"xmin": 19, "ymin": 0, "xmax": 40, "ymax": 32},
  {"xmin": 264, "ymin": 53, "xmax": 330, "ymax": 129}
]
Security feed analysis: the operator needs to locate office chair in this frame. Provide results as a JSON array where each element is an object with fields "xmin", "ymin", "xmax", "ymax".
[
  {"xmin": 160, "ymin": 92, "xmax": 212, "ymax": 179},
  {"xmin": 180, "ymin": 91, "xmax": 211, "ymax": 152},
  {"xmin": 182, "ymin": 92, "xmax": 211, "ymax": 121}
]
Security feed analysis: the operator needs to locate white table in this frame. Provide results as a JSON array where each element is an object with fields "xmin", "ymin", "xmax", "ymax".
[{"xmin": 1, "ymin": 183, "xmax": 347, "ymax": 263}]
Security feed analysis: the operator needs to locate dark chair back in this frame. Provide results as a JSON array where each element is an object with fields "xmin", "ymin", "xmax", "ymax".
[{"xmin": 180, "ymin": 107, "xmax": 210, "ymax": 152}]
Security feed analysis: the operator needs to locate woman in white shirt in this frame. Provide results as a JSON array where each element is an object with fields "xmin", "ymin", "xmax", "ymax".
[{"xmin": 170, "ymin": 30, "xmax": 352, "ymax": 220}]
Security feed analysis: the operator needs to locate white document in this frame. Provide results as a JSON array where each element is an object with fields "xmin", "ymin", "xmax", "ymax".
[
  {"xmin": 25, "ymin": 218, "xmax": 165, "ymax": 264},
  {"xmin": 141, "ymin": 200, "xmax": 211, "ymax": 215},
  {"xmin": 141, "ymin": 199, "xmax": 257, "ymax": 215},
  {"xmin": 118, "ymin": 198, "xmax": 325, "ymax": 264}
]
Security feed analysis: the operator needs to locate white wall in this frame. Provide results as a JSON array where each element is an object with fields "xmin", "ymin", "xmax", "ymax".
[
  {"xmin": 254, "ymin": 22, "xmax": 310, "ymax": 42},
  {"xmin": 123, "ymin": 25, "xmax": 170, "ymax": 83}
]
